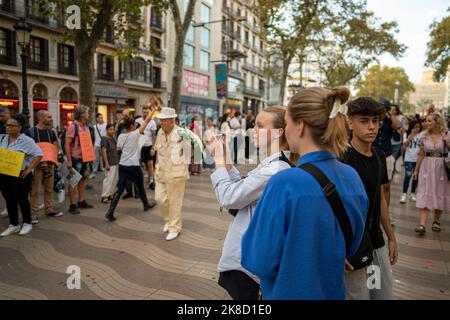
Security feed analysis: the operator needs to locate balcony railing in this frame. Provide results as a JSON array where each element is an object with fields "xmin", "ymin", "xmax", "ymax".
[
  {"xmin": 229, "ymin": 68, "xmax": 243, "ymax": 79},
  {"xmin": 150, "ymin": 17, "xmax": 165, "ymax": 32},
  {"xmin": 154, "ymin": 50, "xmax": 166, "ymax": 62},
  {"xmin": 243, "ymin": 85, "xmax": 264, "ymax": 97},
  {"xmin": 242, "ymin": 63, "xmax": 264, "ymax": 76}
]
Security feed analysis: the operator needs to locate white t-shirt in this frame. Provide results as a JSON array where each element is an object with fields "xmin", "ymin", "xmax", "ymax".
[
  {"xmin": 94, "ymin": 123, "xmax": 107, "ymax": 147},
  {"xmin": 220, "ymin": 122, "xmax": 231, "ymax": 133},
  {"xmin": 229, "ymin": 118, "xmax": 241, "ymax": 136},
  {"xmin": 136, "ymin": 118, "xmax": 157, "ymax": 147},
  {"xmin": 117, "ymin": 129, "xmax": 141, "ymax": 166},
  {"xmin": 404, "ymin": 132, "xmax": 421, "ymax": 163}
]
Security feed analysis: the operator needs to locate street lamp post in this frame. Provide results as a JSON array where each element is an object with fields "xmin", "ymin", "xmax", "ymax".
[
  {"xmin": 14, "ymin": 19, "xmax": 32, "ymax": 125},
  {"xmin": 394, "ymin": 80, "xmax": 400, "ymax": 105}
]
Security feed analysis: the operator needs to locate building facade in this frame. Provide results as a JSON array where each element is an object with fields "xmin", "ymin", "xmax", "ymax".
[
  {"xmin": 408, "ymin": 68, "xmax": 448, "ymax": 115},
  {"xmin": 0, "ymin": 0, "xmax": 168, "ymax": 129}
]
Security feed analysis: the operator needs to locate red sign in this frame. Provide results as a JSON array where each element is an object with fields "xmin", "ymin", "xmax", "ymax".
[
  {"xmin": 33, "ymin": 100, "xmax": 48, "ymax": 110},
  {"xmin": 59, "ymin": 102, "xmax": 78, "ymax": 110},
  {"xmin": 0, "ymin": 98, "xmax": 19, "ymax": 108},
  {"xmin": 181, "ymin": 70, "xmax": 209, "ymax": 97}
]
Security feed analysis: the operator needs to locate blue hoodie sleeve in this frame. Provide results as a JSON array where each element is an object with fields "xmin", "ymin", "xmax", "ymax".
[{"xmin": 241, "ymin": 176, "xmax": 289, "ymax": 280}]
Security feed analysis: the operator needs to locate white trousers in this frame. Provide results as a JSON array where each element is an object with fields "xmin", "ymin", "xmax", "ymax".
[{"xmin": 101, "ymin": 165, "xmax": 119, "ymax": 198}]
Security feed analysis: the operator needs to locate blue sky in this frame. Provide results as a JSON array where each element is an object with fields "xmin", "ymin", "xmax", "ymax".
[{"xmin": 366, "ymin": 0, "xmax": 448, "ymax": 83}]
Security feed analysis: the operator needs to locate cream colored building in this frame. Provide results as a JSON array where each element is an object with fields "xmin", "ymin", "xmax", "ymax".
[
  {"xmin": 408, "ymin": 68, "xmax": 448, "ymax": 115},
  {"xmin": 0, "ymin": 0, "xmax": 168, "ymax": 129}
]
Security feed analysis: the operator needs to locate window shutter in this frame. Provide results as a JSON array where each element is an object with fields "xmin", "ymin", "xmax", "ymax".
[
  {"xmin": 97, "ymin": 54, "xmax": 102, "ymax": 79},
  {"xmin": 42, "ymin": 38, "xmax": 49, "ymax": 71},
  {"xmin": 109, "ymin": 57, "xmax": 114, "ymax": 81},
  {"xmin": 146, "ymin": 60, "xmax": 152, "ymax": 83},
  {"xmin": 10, "ymin": 29, "xmax": 17, "ymax": 66}
]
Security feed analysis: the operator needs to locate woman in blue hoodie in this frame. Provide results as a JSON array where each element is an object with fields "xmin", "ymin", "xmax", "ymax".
[{"xmin": 241, "ymin": 87, "xmax": 368, "ymax": 300}]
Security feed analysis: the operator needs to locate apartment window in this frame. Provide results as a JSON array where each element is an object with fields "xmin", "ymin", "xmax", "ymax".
[
  {"xmin": 98, "ymin": 54, "xmax": 114, "ymax": 81},
  {"xmin": 186, "ymin": 23, "xmax": 194, "ymax": 42},
  {"xmin": 251, "ymin": 76, "xmax": 255, "ymax": 89},
  {"xmin": 1, "ymin": 0, "xmax": 14, "ymax": 12},
  {"xmin": 0, "ymin": 30, "xmax": 6, "ymax": 57},
  {"xmin": 200, "ymin": 50, "xmax": 209, "ymax": 72},
  {"xmin": 0, "ymin": 28, "xmax": 16, "ymax": 66},
  {"xmin": 200, "ymin": 27, "xmax": 210, "ymax": 48},
  {"xmin": 222, "ymin": 16, "xmax": 227, "ymax": 30},
  {"xmin": 153, "ymin": 66, "xmax": 162, "ymax": 88},
  {"xmin": 131, "ymin": 58, "xmax": 146, "ymax": 82},
  {"xmin": 103, "ymin": 25, "xmax": 114, "ymax": 44},
  {"xmin": 29, "ymin": 36, "xmax": 48, "ymax": 71},
  {"xmin": 183, "ymin": 44, "xmax": 194, "ymax": 67},
  {"xmin": 201, "ymin": 3, "xmax": 210, "ymax": 22},
  {"xmin": 58, "ymin": 44, "xmax": 76, "ymax": 75}
]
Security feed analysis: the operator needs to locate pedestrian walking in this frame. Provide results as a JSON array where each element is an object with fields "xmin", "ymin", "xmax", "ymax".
[
  {"xmin": 413, "ymin": 113, "xmax": 450, "ymax": 235},
  {"xmin": 400, "ymin": 120, "xmax": 423, "ymax": 203},
  {"xmin": 154, "ymin": 107, "xmax": 202, "ymax": 241},
  {"xmin": 93, "ymin": 113, "xmax": 106, "ymax": 175},
  {"xmin": 104, "ymin": 112, "xmax": 157, "ymax": 222}
]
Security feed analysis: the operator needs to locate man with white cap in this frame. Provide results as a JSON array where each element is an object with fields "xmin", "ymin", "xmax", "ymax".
[{"xmin": 154, "ymin": 107, "xmax": 202, "ymax": 241}]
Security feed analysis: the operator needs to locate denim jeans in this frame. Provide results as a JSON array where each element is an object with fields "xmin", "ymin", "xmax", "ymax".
[{"xmin": 402, "ymin": 161, "xmax": 418, "ymax": 194}]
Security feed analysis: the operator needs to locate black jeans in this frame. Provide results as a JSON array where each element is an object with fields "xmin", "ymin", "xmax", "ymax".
[
  {"xmin": 0, "ymin": 172, "xmax": 33, "ymax": 226},
  {"xmin": 218, "ymin": 270, "xmax": 260, "ymax": 300},
  {"xmin": 116, "ymin": 165, "xmax": 147, "ymax": 204}
]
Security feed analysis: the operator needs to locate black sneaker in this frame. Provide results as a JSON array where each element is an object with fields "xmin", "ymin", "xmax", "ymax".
[
  {"xmin": 148, "ymin": 181, "xmax": 155, "ymax": 190},
  {"xmin": 77, "ymin": 201, "xmax": 93, "ymax": 209},
  {"xmin": 69, "ymin": 204, "xmax": 80, "ymax": 214},
  {"xmin": 144, "ymin": 200, "xmax": 157, "ymax": 211},
  {"xmin": 31, "ymin": 216, "xmax": 39, "ymax": 225},
  {"xmin": 46, "ymin": 211, "xmax": 64, "ymax": 217}
]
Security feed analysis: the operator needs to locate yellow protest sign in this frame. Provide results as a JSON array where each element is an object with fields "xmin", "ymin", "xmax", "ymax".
[{"xmin": 0, "ymin": 148, "xmax": 25, "ymax": 177}]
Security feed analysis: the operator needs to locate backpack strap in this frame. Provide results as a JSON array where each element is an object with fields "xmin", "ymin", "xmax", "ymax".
[
  {"xmin": 279, "ymin": 151, "xmax": 295, "ymax": 168},
  {"xmin": 298, "ymin": 163, "xmax": 354, "ymax": 251}
]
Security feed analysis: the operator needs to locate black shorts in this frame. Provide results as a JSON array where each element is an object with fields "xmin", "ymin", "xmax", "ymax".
[{"xmin": 140, "ymin": 146, "xmax": 154, "ymax": 163}]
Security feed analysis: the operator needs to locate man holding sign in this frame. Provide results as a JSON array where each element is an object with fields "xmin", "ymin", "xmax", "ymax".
[
  {"xmin": 0, "ymin": 114, "xmax": 43, "ymax": 237},
  {"xmin": 26, "ymin": 110, "xmax": 63, "ymax": 223},
  {"xmin": 65, "ymin": 106, "xmax": 95, "ymax": 215}
]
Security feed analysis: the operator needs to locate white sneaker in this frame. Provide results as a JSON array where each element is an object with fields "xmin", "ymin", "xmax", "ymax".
[
  {"xmin": 163, "ymin": 223, "xmax": 169, "ymax": 233},
  {"xmin": 0, "ymin": 209, "xmax": 7, "ymax": 218},
  {"xmin": 38, "ymin": 203, "xmax": 45, "ymax": 210},
  {"xmin": 89, "ymin": 173, "xmax": 96, "ymax": 179},
  {"xmin": 399, "ymin": 193, "xmax": 407, "ymax": 204},
  {"xmin": 57, "ymin": 190, "xmax": 65, "ymax": 203},
  {"xmin": 0, "ymin": 225, "xmax": 20, "ymax": 237},
  {"xmin": 390, "ymin": 213, "xmax": 396, "ymax": 226},
  {"xmin": 19, "ymin": 223, "xmax": 32, "ymax": 236},
  {"xmin": 410, "ymin": 193, "xmax": 416, "ymax": 202},
  {"xmin": 166, "ymin": 232, "xmax": 179, "ymax": 241}
]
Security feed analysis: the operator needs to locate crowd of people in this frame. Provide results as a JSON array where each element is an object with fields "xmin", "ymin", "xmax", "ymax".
[{"xmin": 0, "ymin": 87, "xmax": 448, "ymax": 299}]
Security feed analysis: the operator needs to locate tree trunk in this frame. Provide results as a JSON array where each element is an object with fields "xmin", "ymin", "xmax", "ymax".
[
  {"xmin": 76, "ymin": 46, "xmax": 96, "ymax": 121},
  {"xmin": 170, "ymin": 32, "xmax": 184, "ymax": 114},
  {"xmin": 278, "ymin": 57, "xmax": 292, "ymax": 105}
]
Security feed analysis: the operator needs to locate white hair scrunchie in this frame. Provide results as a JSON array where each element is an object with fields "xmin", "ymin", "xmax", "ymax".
[{"xmin": 329, "ymin": 100, "xmax": 348, "ymax": 119}]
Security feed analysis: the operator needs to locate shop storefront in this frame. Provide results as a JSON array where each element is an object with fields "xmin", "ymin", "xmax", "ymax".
[
  {"xmin": 180, "ymin": 69, "xmax": 219, "ymax": 126},
  {"xmin": 0, "ymin": 79, "xmax": 19, "ymax": 115},
  {"xmin": 59, "ymin": 87, "xmax": 78, "ymax": 130},
  {"xmin": 95, "ymin": 84, "xmax": 129, "ymax": 124}
]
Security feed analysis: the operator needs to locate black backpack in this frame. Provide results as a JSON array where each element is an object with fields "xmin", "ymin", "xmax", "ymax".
[{"xmin": 61, "ymin": 123, "xmax": 95, "ymax": 154}]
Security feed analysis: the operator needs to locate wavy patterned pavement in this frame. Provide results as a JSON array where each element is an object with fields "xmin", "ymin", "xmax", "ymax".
[{"xmin": 0, "ymin": 165, "xmax": 449, "ymax": 299}]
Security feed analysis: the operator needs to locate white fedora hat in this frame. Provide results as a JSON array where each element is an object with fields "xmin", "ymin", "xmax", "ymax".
[{"xmin": 157, "ymin": 107, "xmax": 178, "ymax": 119}]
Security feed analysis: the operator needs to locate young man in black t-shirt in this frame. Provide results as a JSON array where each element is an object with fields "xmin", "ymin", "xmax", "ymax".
[
  {"xmin": 342, "ymin": 97, "xmax": 398, "ymax": 300},
  {"xmin": 26, "ymin": 110, "xmax": 63, "ymax": 223}
]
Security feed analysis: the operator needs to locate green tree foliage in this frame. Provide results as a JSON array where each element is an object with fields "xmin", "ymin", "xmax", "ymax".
[
  {"xmin": 356, "ymin": 65, "xmax": 415, "ymax": 103},
  {"xmin": 37, "ymin": 0, "xmax": 163, "ymax": 119},
  {"xmin": 260, "ymin": 0, "xmax": 405, "ymax": 104},
  {"xmin": 425, "ymin": 8, "xmax": 450, "ymax": 82}
]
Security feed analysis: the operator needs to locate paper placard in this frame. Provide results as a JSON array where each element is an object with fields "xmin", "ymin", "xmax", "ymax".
[
  {"xmin": 37, "ymin": 142, "xmax": 58, "ymax": 164},
  {"xmin": 79, "ymin": 131, "xmax": 95, "ymax": 163},
  {"xmin": 0, "ymin": 148, "xmax": 25, "ymax": 177}
]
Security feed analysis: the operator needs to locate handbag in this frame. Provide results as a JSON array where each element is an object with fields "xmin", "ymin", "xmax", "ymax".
[{"xmin": 443, "ymin": 135, "xmax": 450, "ymax": 181}]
